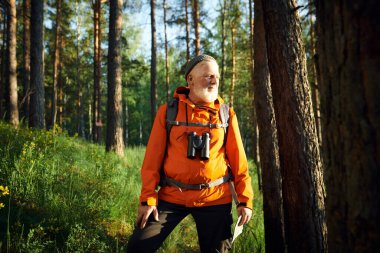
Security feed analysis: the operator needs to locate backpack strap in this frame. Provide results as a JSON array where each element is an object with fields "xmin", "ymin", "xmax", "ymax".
[
  {"xmin": 166, "ymin": 98, "xmax": 179, "ymax": 137},
  {"xmin": 219, "ymin": 103, "xmax": 230, "ymax": 145}
]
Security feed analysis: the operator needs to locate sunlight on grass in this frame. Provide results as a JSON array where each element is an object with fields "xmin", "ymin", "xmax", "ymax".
[{"xmin": 0, "ymin": 121, "xmax": 264, "ymax": 252}]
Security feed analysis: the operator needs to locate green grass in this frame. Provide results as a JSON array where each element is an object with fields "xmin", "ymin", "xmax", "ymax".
[{"xmin": 0, "ymin": 121, "xmax": 264, "ymax": 252}]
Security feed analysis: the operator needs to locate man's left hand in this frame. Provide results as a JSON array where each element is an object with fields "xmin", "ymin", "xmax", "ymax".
[{"xmin": 237, "ymin": 206, "xmax": 252, "ymax": 226}]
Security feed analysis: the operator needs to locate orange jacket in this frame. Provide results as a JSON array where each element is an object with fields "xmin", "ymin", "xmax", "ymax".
[{"xmin": 139, "ymin": 86, "xmax": 253, "ymax": 209}]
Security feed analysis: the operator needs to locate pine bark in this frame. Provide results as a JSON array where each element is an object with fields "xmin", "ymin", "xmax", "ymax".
[
  {"xmin": 220, "ymin": 0, "xmax": 226, "ymax": 96},
  {"xmin": 6, "ymin": 0, "xmax": 19, "ymax": 127},
  {"xmin": 29, "ymin": 0, "xmax": 45, "ymax": 129},
  {"xmin": 50, "ymin": 0, "xmax": 62, "ymax": 128},
  {"xmin": 229, "ymin": 24, "xmax": 236, "ymax": 107},
  {"xmin": 106, "ymin": 0, "xmax": 124, "ymax": 156},
  {"xmin": 192, "ymin": 0, "xmax": 200, "ymax": 55},
  {"xmin": 23, "ymin": 0, "xmax": 31, "ymax": 123},
  {"xmin": 150, "ymin": 0, "xmax": 157, "ymax": 121},
  {"xmin": 185, "ymin": 0, "xmax": 190, "ymax": 61},
  {"xmin": 164, "ymin": 0, "xmax": 170, "ymax": 102},
  {"xmin": 254, "ymin": 0, "xmax": 286, "ymax": 251},
  {"xmin": 0, "ymin": 14, "xmax": 5, "ymax": 119},
  {"xmin": 316, "ymin": 1, "xmax": 380, "ymax": 252},
  {"xmin": 262, "ymin": 0, "xmax": 327, "ymax": 252},
  {"xmin": 92, "ymin": 0, "xmax": 102, "ymax": 142}
]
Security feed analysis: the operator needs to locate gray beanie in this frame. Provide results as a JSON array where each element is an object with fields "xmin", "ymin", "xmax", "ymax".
[{"xmin": 184, "ymin": 54, "xmax": 217, "ymax": 79}]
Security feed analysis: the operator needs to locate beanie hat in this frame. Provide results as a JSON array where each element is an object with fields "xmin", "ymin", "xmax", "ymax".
[{"xmin": 184, "ymin": 54, "xmax": 217, "ymax": 80}]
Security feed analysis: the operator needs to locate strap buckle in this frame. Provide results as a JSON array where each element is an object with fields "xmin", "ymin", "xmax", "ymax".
[{"xmin": 199, "ymin": 183, "xmax": 209, "ymax": 189}]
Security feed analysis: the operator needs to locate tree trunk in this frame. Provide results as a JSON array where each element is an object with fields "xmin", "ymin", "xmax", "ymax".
[
  {"xmin": 164, "ymin": 0, "xmax": 170, "ymax": 102},
  {"xmin": 262, "ymin": 0, "xmax": 326, "ymax": 252},
  {"xmin": 229, "ymin": 25, "xmax": 236, "ymax": 107},
  {"xmin": 6, "ymin": 0, "xmax": 19, "ymax": 127},
  {"xmin": 192, "ymin": 0, "xmax": 200, "ymax": 55},
  {"xmin": 50, "ymin": 0, "xmax": 62, "ymax": 129},
  {"xmin": 57, "ymin": 60, "xmax": 63, "ymax": 127},
  {"xmin": 29, "ymin": 0, "xmax": 45, "ymax": 129},
  {"xmin": 185, "ymin": 0, "xmax": 190, "ymax": 61},
  {"xmin": 106, "ymin": 0, "xmax": 124, "ymax": 156},
  {"xmin": 0, "ymin": 13, "xmax": 6, "ymax": 119},
  {"xmin": 316, "ymin": 1, "xmax": 380, "ymax": 252},
  {"xmin": 23, "ymin": 0, "xmax": 31, "ymax": 123},
  {"xmin": 220, "ymin": 0, "xmax": 227, "ymax": 96},
  {"xmin": 308, "ymin": 0, "xmax": 321, "ymax": 146},
  {"xmin": 150, "ymin": 0, "xmax": 157, "ymax": 122},
  {"xmin": 249, "ymin": 0, "xmax": 261, "ymax": 190},
  {"xmin": 93, "ymin": 0, "xmax": 102, "ymax": 142},
  {"xmin": 254, "ymin": 0, "xmax": 286, "ymax": 251}
]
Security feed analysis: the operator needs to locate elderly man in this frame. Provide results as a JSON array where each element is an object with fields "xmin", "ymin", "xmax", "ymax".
[{"xmin": 127, "ymin": 54, "xmax": 253, "ymax": 253}]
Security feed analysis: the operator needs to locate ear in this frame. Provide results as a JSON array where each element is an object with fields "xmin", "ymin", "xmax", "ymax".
[{"xmin": 186, "ymin": 74, "xmax": 193, "ymax": 85}]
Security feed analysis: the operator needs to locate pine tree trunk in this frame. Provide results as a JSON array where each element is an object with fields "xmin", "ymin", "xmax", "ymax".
[
  {"xmin": 192, "ymin": 0, "xmax": 200, "ymax": 55},
  {"xmin": 29, "ymin": 0, "xmax": 45, "ymax": 129},
  {"xmin": 106, "ymin": 0, "xmax": 124, "ymax": 156},
  {"xmin": 50, "ymin": 0, "xmax": 62, "ymax": 129},
  {"xmin": 150, "ymin": 0, "xmax": 157, "ymax": 121},
  {"xmin": 220, "ymin": 0, "xmax": 226, "ymax": 96},
  {"xmin": 316, "ymin": 1, "xmax": 380, "ymax": 251},
  {"xmin": 0, "ymin": 14, "xmax": 6, "ymax": 119},
  {"xmin": 262, "ymin": 0, "xmax": 327, "ymax": 252},
  {"xmin": 23, "ymin": 0, "xmax": 31, "ymax": 123},
  {"xmin": 229, "ymin": 25, "xmax": 236, "ymax": 107},
  {"xmin": 185, "ymin": 0, "xmax": 190, "ymax": 61},
  {"xmin": 6, "ymin": 0, "xmax": 19, "ymax": 127},
  {"xmin": 93, "ymin": 0, "xmax": 102, "ymax": 142},
  {"xmin": 249, "ymin": 0, "xmax": 261, "ymax": 190},
  {"xmin": 164, "ymin": 0, "xmax": 170, "ymax": 102},
  {"xmin": 254, "ymin": 1, "xmax": 286, "ymax": 251}
]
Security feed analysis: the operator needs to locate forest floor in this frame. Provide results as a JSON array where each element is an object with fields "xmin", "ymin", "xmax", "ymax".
[{"xmin": 0, "ymin": 121, "xmax": 264, "ymax": 252}]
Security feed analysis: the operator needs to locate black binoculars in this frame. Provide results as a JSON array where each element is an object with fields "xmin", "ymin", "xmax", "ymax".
[{"xmin": 187, "ymin": 132, "xmax": 210, "ymax": 160}]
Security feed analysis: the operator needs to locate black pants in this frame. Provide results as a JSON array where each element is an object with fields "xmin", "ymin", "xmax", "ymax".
[{"xmin": 127, "ymin": 200, "xmax": 233, "ymax": 253}]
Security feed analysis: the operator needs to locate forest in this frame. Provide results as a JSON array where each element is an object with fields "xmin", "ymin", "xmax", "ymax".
[{"xmin": 0, "ymin": 0, "xmax": 379, "ymax": 252}]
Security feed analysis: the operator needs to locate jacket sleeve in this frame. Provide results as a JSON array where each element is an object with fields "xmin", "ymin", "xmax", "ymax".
[
  {"xmin": 225, "ymin": 108, "xmax": 254, "ymax": 209},
  {"xmin": 139, "ymin": 105, "xmax": 167, "ymax": 206}
]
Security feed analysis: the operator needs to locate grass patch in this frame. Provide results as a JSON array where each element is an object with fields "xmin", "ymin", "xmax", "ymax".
[{"xmin": 0, "ymin": 121, "xmax": 264, "ymax": 252}]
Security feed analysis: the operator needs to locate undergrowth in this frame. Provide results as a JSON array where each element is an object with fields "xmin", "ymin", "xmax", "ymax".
[{"xmin": 0, "ymin": 121, "xmax": 264, "ymax": 252}]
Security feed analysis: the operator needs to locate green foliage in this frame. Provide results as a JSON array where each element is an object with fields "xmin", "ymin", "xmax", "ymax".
[{"xmin": 0, "ymin": 122, "xmax": 264, "ymax": 252}]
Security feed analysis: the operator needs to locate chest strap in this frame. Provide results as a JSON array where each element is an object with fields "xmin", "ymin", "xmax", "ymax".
[
  {"xmin": 161, "ymin": 171, "xmax": 232, "ymax": 190},
  {"xmin": 166, "ymin": 120, "xmax": 228, "ymax": 129}
]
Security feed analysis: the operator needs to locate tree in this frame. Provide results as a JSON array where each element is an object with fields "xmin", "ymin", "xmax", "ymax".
[
  {"xmin": 253, "ymin": 1, "xmax": 286, "ymax": 251},
  {"xmin": 150, "ymin": 0, "xmax": 157, "ymax": 121},
  {"xmin": 106, "ymin": 0, "xmax": 124, "ymax": 156},
  {"xmin": 185, "ymin": 0, "xmax": 190, "ymax": 61},
  {"xmin": 50, "ymin": 0, "xmax": 62, "ymax": 128},
  {"xmin": 262, "ymin": 0, "xmax": 327, "ymax": 251},
  {"xmin": 192, "ymin": 0, "xmax": 200, "ymax": 55},
  {"xmin": 163, "ymin": 0, "xmax": 170, "ymax": 102},
  {"xmin": 0, "ymin": 8, "xmax": 5, "ymax": 119},
  {"xmin": 92, "ymin": 0, "xmax": 103, "ymax": 142},
  {"xmin": 220, "ymin": 0, "xmax": 227, "ymax": 96},
  {"xmin": 316, "ymin": 1, "xmax": 380, "ymax": 251},
  {"xmin": 6, "ymin": 0, "xmax": 18, "ymax": 127},
  {"xmin": 29, "ymin": 0, "xmax": 45, "ymax": 129},
  {"xmin": 22, "ymin": 0, "xmax": 31, "ymax": 123}
]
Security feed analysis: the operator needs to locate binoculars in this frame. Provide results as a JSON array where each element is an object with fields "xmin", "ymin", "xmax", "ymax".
[{"xmin": 187, "ymin": 132, "xmax": 210, "ymax": 160}]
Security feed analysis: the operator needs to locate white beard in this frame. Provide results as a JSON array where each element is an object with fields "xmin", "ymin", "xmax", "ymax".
[{"xmin": 191, "ymin": 86, "xmax": 218, "ymax": 103}]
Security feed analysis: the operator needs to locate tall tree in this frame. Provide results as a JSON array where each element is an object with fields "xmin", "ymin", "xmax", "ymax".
[
  {"xmin": 185, "ymin": 0, "xmax": 190, "ymax": 61},
  {"xmin": 254, "ymin": 1, "xmax": 286, "ymax": 251},
  {"xmin": 316, "ymin": 1, "xmax": 380, "ymax": 251},
  {"xmin": 192, "ymin": 0, "xmax": 200, "ymax": 55},
  {"xmin": 220, "ymin": 0, "xmax": 227, "ymax": 96},
  {"xmin": 229, "ymin": 0, "xmax": 238, "ymax": 107},
  {"xmin": 22, "ymin": 0, "xmax": 31, "ymax": 123},
  {"xmin": 150, "ymin": 0, "xmax": 157, "ymax": 121},
  {"xmin": 106, "ymin": 0, "xmax": 124, "ymax": 156},
  {"xmin": 6, "ymin": 0, "xmax": 18, "ymax": 127},
  {"xmin": 0, "ymin": 10, "xmax": 6, "ymax": 119},
  {"xmin": 50, "ymin": 0, "xmax": 62, "ymax": 128},
  {"xmin": 29, "ymin": 0, "xmax": 45, "ymax": 129},
  {"xmin": 262, "ymin": 0, "xmax": 327, "ymax": 252},
  {"xmin": 164, "ymin": 0, "xmax": 170, "ymax": 102},
  {"xmin": 92, "ymin": 0, "xmax": 103, "ymax": 142}
]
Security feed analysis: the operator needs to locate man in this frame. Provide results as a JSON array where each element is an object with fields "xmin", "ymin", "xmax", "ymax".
[{"xmin": 127, "ymin": 54, "xmax": 253, "ymax": 253}]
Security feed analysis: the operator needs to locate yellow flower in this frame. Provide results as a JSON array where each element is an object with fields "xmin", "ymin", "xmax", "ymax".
[
  {"xmin": 0, "ymin": 203, "xmax": 5, "ymax": 209},
  {"xmin": 0, "ymin": 185, "xmax": 9, "ymax": 196}
]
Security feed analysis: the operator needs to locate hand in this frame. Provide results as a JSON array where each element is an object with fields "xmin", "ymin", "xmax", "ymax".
[
  {"xmin": 136, "ymin": 204, "xmax": 159, "ymax": 229},
  {"xmin": 237, "ymin": 206, "xmax": 252, "ymax": 226}
]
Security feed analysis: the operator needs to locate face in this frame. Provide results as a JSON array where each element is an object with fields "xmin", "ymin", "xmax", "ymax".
[{"xmin": 187, "ymin": 60, "xmax": 220, "ymax": 104}]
